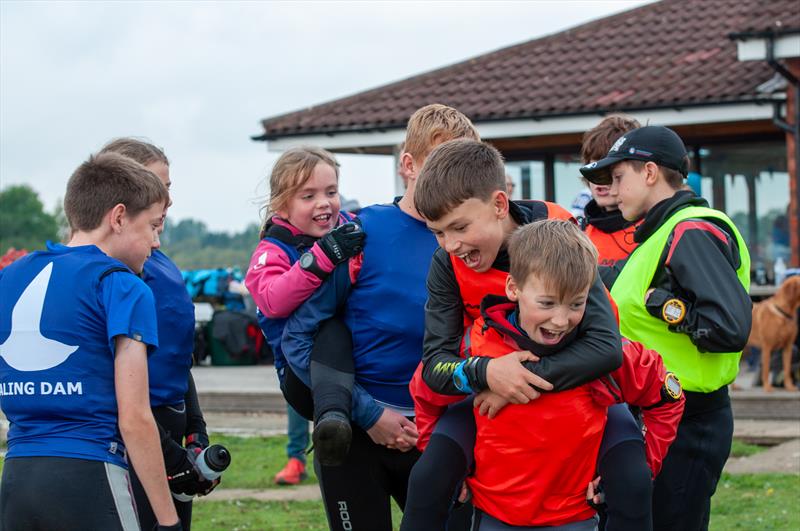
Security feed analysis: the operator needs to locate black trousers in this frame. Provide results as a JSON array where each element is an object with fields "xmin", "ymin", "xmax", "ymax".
[
  {"xmin": 1, "ymin": 456, "xmax": 138, "ymax": 531},
  {"xmin": 316, "ymin": 425, "xmax": 421, "ymax": 531},
  {"xmin": 130, "ymin": 403, "xmax": 193, "ymax": 531},
  {"xmin": 652, "ymin": 387, "xmax": 733, "ymax": 531}
]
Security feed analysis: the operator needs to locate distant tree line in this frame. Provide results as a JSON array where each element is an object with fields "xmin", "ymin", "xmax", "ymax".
[
  {"xmin": 160, "ymin": 218, "xmax": 260, "ymax": 271},
  {"xmin": 0, "ymin": 184, "xmax": 259, "ymax": 271}
]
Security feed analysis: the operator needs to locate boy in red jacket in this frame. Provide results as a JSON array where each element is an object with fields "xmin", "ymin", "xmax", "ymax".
[{"xmin": 467, "ymin": 220, "xmax": 684, "ymax": 529}]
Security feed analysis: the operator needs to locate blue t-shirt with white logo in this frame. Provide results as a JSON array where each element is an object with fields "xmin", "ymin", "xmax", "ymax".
[
  {"xmin": 0, "ymin": 242, "xmax": 158, "ymax": 468},
  {"xmin": 141, "ymin": 250, "xmax": 195, "ymax": 407}
]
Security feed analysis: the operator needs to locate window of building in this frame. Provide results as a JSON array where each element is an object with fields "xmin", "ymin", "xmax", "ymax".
[{"xmin": 696, "ymin": 141, "xmax": 789, "ymax": 267}]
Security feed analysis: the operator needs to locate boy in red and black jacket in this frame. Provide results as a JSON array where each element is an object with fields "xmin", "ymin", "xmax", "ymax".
[{"xmin": 465, "ymin": 220, "xmax": 683, "ymax": 530}]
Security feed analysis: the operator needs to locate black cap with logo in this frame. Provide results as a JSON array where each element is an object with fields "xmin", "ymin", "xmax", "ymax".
[{"xmin": 579, "ymin": 125, "xmax": 689, "ymax": 185}]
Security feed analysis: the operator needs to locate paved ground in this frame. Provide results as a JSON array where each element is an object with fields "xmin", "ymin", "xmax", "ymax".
[{"xmin": 191, "ymin": 365, "xmax": 280, "ymax": 394}]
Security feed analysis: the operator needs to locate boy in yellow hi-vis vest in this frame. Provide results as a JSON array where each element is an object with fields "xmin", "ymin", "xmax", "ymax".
[{"xmin": 580, "ymin": 125, "xmax": 752, "ymax": 531}]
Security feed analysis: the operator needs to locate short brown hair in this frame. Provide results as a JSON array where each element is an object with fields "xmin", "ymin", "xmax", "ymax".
[
  {"xmin": 99, "ymin": 137, "xmax": 169, "ymax": 167},
  {"xmin": 508, "ymin": 219, "xmax": 598, "ymax": 299},
  {"xmin": 625, "ymin": 159, "xmax": 688, "ymax": 190},
  {"xmin": 404, "ymin": 104, "xmax": 479, "ymax": 162},
  {"xmin": 581, "ymin": 114, "xmax": 641, "ymax": 164},
  {"xmin": 65, "ymin": 152, "xmax": 168, "ymax": 231},
  {"xmin": 260, "ymin": 146, "xmax": 340, "ymax": 238},
  {"xmin": 415, "ymin": 139, "xmax": 505, "ymax": 221}
]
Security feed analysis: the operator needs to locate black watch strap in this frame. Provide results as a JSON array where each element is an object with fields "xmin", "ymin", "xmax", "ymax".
[
  {"xmin": 299, "ymin": 251, "xmax": 328, "ymax": 280},
  {"xmin": 642, "ymin": 372, "xmax": 683, "ymax": 410},
  {"xmin": 646, "ymin": 289, "xmax": 687, "ymax": 325}
]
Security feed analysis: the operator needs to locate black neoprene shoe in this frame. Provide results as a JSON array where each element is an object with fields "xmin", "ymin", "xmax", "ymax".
[{"xmin": 313, "ymin": 410, "xmax": 352, "ymax": 467}]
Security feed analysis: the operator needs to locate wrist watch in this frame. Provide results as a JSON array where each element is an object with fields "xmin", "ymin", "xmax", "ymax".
[
  {"xmin": 642, "ymin": 372, "xmax": 683, "ymax": 410},
  {"xmin": 646, "ymin": 289, "xmax": 687, "ymax": 325},
  {"xmin": 299, "ymin": 251, "xmax": 328, "ymax": 280}
]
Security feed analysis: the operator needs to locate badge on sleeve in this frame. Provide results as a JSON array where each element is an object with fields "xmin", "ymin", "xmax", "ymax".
[{"xmin": 662, "ymin": 298, "xmax": 686, "ymax": 324}]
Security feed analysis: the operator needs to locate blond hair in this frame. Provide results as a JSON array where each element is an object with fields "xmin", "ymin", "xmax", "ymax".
[
  {"xmin": 404, "ymin": 104, "xmax": 479, "ymax": 162},
  {"xmin": 508, "ymin": 219, "xmax": 598, "ymax": 299},
  {"xmin": 260, "ymin": 146, "xmax": 339, "ymax": 238}
]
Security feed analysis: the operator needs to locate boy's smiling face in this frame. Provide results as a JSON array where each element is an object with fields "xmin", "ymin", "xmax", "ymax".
[
  {"xmin": 506, "ymin": 273, "xmax": 589, "ymax": 345},
  {"xmin": 425, "ymin": 192, "xmax": 510, "ymax": 273}
]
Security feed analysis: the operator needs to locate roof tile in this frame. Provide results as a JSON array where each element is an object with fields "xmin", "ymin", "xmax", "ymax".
[{"xmin": 259, "ymin": 0, "xmax": 799, "ymax": 138}]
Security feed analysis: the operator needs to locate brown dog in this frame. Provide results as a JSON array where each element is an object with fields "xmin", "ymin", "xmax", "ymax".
[{"xmin": 747, "ymin": 275, "xmax": 800, "ymax": 391}]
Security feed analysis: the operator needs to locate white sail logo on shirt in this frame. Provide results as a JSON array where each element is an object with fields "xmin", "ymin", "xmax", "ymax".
[{"xmin": 0, "ymin": 262, "xmax": 79, "ymax": 371}]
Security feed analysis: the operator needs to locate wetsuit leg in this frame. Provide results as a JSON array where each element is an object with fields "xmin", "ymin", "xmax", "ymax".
[
  {"xmin": 401, "ymin": 398, "xmax": 475, "ymax": 531},
  {"xmin": 595, "ymin": 404, "xmax": 651, "ymax": 531},
  {"xmin": 652, "ymin": 389, "xmax": 733, "ymax": 531},
  {"xmin": 1, "ymin": 457, "xmax": 138, "ymax": 531},
  {"xmin": 130, "ymin": 403, "xmax": 192, "ymax": 531},
  {"xmin": 316, "ymin": 426, "xmax": 398, "ymax": 531},
  {"xmin": 309, "ymin": 317, "xmax": 354, "ymax": 420},
  {"xmin": 281, "ymin": 364, "xmax": 314, "ymax": 420},
  {"xmin": 472, "ymin": 510, "xmax": 599, "ymax": 530},
  {"xmin": 309, "ymin": 317, "xmax": 355, "ymax": 466}
]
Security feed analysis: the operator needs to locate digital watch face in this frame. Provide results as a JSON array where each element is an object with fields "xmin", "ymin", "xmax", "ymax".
[
  {"xmin": 300, "ymin": 253, "xmax": 314, "ymax": 269},
  {"xmin": 664, "ymin": 372, "xmax": 682, "ymax": 400},
  {"xmin": 662, "ymin": 299, "xmax": 686, "ymax": 324}
]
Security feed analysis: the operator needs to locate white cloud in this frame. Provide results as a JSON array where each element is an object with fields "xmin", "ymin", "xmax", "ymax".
[{"xmin": 1, "ymin": 0, "xmax": 650, "ymax": 232}]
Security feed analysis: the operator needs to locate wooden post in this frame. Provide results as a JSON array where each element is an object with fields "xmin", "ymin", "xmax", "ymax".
[{"xmin": 787, "ymin": 58, "xmax": 800, "ymax": 267}]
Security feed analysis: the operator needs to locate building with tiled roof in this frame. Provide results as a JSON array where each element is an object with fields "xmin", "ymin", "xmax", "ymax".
[{"xmin": 255, "ymin": 0, "xmax": 800, "ymax": 268}]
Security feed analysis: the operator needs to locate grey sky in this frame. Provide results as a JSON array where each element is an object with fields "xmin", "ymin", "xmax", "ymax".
[{"xmin": 1, "ymin": 0, "xmax": 649, "ymax": 233}]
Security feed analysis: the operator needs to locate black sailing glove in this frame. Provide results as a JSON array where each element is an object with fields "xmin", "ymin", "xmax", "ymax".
[
  {"xmin": 316, "ymin": 222, "xmax": 365, "ymax": 266},
  {"xmin": 184, "ymin": 432, "xmax": 209, "ymax": 453},
  {"xmin": 166, "ymin": 447, "xmax": 214, "ymax": 497}
]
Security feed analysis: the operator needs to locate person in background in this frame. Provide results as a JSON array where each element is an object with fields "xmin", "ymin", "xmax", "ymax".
[
  {"xmin": 569, "ymin": 186, "xmax": 593, "ymax": 220},
  {"xmin": 579, "ymin": 114, "xmax": 641, "ymax": 269},
  {"xmin": 100, "ymin": 138, "xmax": 217, "ymax": 530},
  {"xmin": 505, "ymin": 174, "xmax": 515, "ymax": 197},
  {"xmin": 275, "ymin": 404, "xmax": 310, "ymax": 484}
]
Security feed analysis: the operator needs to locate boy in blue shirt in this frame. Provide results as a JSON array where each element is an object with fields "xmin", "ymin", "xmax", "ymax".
[{"xmin": 0, "ymin": 152, "xmax": 181, "ymax": 530}]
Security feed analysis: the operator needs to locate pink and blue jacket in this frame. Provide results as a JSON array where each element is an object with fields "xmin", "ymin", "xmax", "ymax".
[{"xmin": 244, "ymin": 213, "xmax": 382, "ymax": 429}]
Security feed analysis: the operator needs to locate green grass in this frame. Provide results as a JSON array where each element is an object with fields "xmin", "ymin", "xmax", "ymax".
[
  {"xmin": 211, "ymin": 434, "xmax": 317, "ymax": 489},
  {"xmin": 192, "ymin": 499, "xmax": 329, "ymax": 530},
  {"xmin": 730, "ymin": 439, "xmax": 767, "ymax": 458},
  {"xmin": 193, "ymin": 474, "xmax": 800, "ymax": 531},
  {"xmin": 1, "ymin": 435, "xmax": 797, "ymax": 530},
  {"xmin": 192, "ymin": 498, "xmax": 404, "ymax": 531},
  {"xmin": 710, "ymin": 473, "xmax": 800, "ymax": 530}
]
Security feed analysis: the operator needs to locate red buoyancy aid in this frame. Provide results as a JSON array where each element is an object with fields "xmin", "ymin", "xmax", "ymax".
[
  {"xmin": 585, "ymin": 223, "xmax": 637, "ymax": 267},
  {"xmin": 466, "ymin": 314, "xmax": 605, "ymax": 527}
]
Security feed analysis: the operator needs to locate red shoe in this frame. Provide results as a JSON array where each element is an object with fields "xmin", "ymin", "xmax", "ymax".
[{"xmin": 274, "ymin": 457, "xmax": 307, "ymax": 485}]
